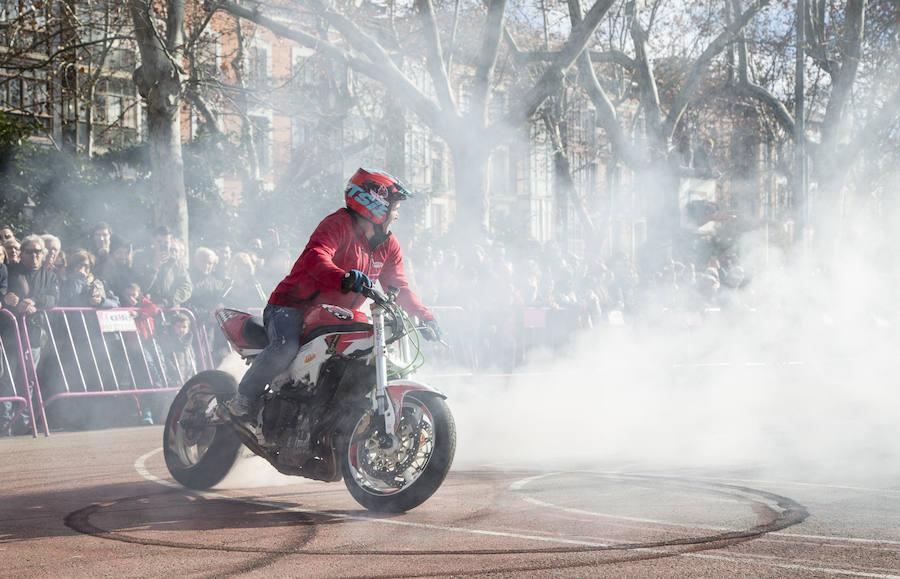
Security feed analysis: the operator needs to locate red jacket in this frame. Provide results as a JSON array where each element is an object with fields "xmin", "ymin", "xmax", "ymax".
[{"xmin": 269, "ymin": 209, "xmax": 433, "ymax": 321}]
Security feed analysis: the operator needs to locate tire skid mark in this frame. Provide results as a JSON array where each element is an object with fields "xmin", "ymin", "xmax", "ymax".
[{"xmin": 63, "ymin": 463, "xmax": 808, "ymax": 557}]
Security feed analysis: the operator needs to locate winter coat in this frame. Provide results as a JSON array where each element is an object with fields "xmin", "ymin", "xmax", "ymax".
[
  {"xmin": 185, "ymin": 271, "xmax": 226, "ymax": 325},
  {"xmin": 268, "ymin": 209, "xmax": 433, "ymax": 321},
  {"xmin": 7, "ymin": 263, "xmax": 59, "ymax": 310},
  {"xmin": 133, "ymin": 252, "xmax": 193, "ymax": 308},
  {"xmin": 0, "ymin": 263, "xmax": 7, "ymax": 301},
  {"xmin": 6, "ymin": 262, "xmax": 60, "ymax": 342},
  {"xmin": 60, "ymin": 274, "xmax": 120, "ymax": 308}
]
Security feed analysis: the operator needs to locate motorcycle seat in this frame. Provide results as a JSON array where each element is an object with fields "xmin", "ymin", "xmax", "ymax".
[{"xmin": 242, "ymin": 315, "xmax": 268, "ymax": 348}]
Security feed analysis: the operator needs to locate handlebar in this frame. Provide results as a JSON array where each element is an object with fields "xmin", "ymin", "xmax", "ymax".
[
  {"xmin": 360, "ymin": 283, "xmax": 391, "ymax": 307},
  {"xmin": 360, "ymin": 284, "xmax": 447, "ymax": 346}
]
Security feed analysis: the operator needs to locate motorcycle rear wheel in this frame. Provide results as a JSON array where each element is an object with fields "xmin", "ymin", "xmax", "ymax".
[
  {"xmin": 340, "ymin": 393, "xmax": 456, "ymax": 512},
  {"xmin": 163, "ymin": 370, "xmax": 241, "ymax": 490}
]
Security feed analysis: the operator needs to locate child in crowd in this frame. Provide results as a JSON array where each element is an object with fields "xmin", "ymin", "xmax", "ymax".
[{"xmin": 159, "ymin": 312, "xmax": 196, "ymax": 385}]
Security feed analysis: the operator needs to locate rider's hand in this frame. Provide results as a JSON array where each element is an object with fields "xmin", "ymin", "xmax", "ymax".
[
  {"xmin": 341, "ymin": 269, "xmax": 372, "ymax": 294},
  {"xmin": 422, "ymin": 319, "xmax": 442, "ymax": 342}
]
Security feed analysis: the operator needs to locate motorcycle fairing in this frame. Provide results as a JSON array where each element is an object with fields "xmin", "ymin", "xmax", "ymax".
[
  {"xmin": 274, "ymin": 330, "xmax": 375, "ymax": 389},
  {"xmin": 304, "ymin": 304, "xmax": 369, "ymax": 327},
  {"xmin": 383, "ymin": 379, "xmax": 447, "ymax": 433},
  {"xmin": 217, "ymin": 305, "xmax": 374, "ymax": 359},
  {"xmin": 216, "ymin": 308, "xmax": 266, "ymax": 357}
]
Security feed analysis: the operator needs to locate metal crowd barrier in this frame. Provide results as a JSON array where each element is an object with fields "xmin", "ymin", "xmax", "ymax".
[
  {"xmin": 10, "ymin": 306, "xmax": 214, "ymax": 433},
  {"xmin": 0, "ymin": 309, "xmax": 43, "ymax": 436},
  {"xmin": 420, "ymin": 306, "xmax": 476, "ymax": 371}
]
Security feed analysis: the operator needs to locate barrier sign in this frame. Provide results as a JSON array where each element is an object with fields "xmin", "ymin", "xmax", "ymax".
[{"xmin": 96, "ymin": 310, "xmax": 138, "ymax": 333}]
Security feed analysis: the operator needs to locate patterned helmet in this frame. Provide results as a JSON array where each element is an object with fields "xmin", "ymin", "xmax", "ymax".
[{"xmin": 344, "ymin": 168, "xmax": 412, "ymax": 225}]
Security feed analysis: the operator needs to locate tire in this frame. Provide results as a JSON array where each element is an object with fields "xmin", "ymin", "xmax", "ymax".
[
  {"xmin": 163, "ymin": 370, "xmax": 242, "ymax": 490},
  {"xmin": 340, "ymin": 393, "xmax": 456, "ymax": 512}
]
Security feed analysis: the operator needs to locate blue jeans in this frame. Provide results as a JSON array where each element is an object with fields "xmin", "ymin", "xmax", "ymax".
[{"xmin": 237, "ymin": 304, "xmax": 305, "ymax": 398}]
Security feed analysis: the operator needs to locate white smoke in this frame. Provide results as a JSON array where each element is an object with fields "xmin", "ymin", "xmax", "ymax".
[{"xmin": 439, "ymin": 241, "xmax": 900, "ymax": 485}]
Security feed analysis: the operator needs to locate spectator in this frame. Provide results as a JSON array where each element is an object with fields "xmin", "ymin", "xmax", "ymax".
[
  {"xmin": 246, "ymin": 237, "xmax": 265, "ymax": 270},
  {"xmin": 185, "ymin": 247, "xmax": 228, "ymax": 363},
  {"xmin": 213, "ymin": 241, "xmax": 233, "ymax": 280},
  {"xmin": 101, "ymin": 237, "xmax": 136, "ymax": 299},
  {"xmin": 0, "ymin": 245, "xmax": 13, "ymax": 433},
  {"xmin": 5, "ymin": 235, "xmax": 59, "ymax": 364},
  {"xmin": 186, "ymin": 247, "xmax": 223, "ymax": 323},
  {"xmin": 3, "ymin": 238, "xmax": 21, "ymax": 264},
  {"xmin": 120, "ymin": 282, "xmax": 141, "ymax": 308},
  {"xmin": 59, "ymin": 250, "xmax": 119, "ymax": 308},
  {"xmin": 87, "ymin": 222, "xmax": 113, "ymax": 275},
  {"xmin": 171, "ymin": 237, "xmax": 186, "ymax": 264},
  {"xmin": 133, "ymin": 226, "xmax": 192, "ymax": 308},
  {"xmin": 41, "ymin": 234, "xmax": 63, "ymax": 272},
  {"xmin": 0, "ymin": 248, "xmax": 7, "ymax": 301},
  {"xmin": 0, "ymin": 225, "xmax": 15, "ymax": 242},
  {"xmin": 159, "ymin": 311, "xmax": 197, "ymax": 385},
  {"xmin": 221, "ymin": 251, "xmax": 266, "ymax": 309}
]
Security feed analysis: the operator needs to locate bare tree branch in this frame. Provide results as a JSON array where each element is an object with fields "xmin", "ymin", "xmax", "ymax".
[
  {"xmin": 470, "ymin": 0, "xmax": 508, "ymax": 122},
  {"xmin": 663, "ymin": 0, "xmax": 772, "ymax": 140},
  {"xmin": 497, "ymin": 0, "xmax": 617, "ymax": 142},
  {"xmin": 820, "ymin": 0, "xmax": 867, "ymax": 146},
  {"xmin": 568, "ymin": 0, "xmax": 643, "ymax": 168},
  {"xmin": 416, "ymin": 0, "xmax": 457, "ymax": 115},
  {"xmin": 630, "ymin": 0, "xmax": 662, "ymax": 135}
]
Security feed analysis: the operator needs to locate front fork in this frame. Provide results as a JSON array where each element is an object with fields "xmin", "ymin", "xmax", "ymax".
[{"xmin": 370, "ymin": 304, "xmax": 397, "ymax": 434}]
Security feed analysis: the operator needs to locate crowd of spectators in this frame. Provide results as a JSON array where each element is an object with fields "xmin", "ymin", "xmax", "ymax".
[
  {"xmin": 405, "ymin": 234, "xmax": 753, "ymax": 369},
  {"xmin": 0, "ymin": 221, "xmax": 277, "ymax": 434},
  {"xmin": 0, "ymin": 216, "xmax": 754, "ymax": 434}
]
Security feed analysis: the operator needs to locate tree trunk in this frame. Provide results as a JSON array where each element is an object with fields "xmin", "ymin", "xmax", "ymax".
[
  {"xmin": 448, "ymin": 140, "xmax": 490, "ymax": 241},
  {"xmin": 129, "ymin": 0, "xmax": 189, "ymax": 246}
]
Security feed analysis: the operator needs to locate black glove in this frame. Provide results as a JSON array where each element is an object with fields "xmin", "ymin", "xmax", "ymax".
[
  {"xmin": 422, "ymin": 319, "xmax": 442, "ymax": 342},
  {"xmin": 341, "ymin": 269, "xmax": 372, "ymax": 293}
]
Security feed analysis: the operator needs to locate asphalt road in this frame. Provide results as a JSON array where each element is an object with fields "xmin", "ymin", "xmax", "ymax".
[{"xmin": 2, "ymin": 424, "xmax": 898, "ymax": 578}]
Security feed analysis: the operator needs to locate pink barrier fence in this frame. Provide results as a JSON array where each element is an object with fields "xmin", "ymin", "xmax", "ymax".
[
  {"xmin": 6, "ymin": 306, "xmax": 215, "ymax": 433},
  {"xmin": 0, "ymin": 309, "xmax": 43, "ymax": 436},
  {"xmin": 0, "ymin": 301, "xmax": 611, "ymax": 435}
]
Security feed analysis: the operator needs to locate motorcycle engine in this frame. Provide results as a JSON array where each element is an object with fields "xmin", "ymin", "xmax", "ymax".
[{"xmin": 261, "ymin": 388, "xmax": 316, "ymax": 468}]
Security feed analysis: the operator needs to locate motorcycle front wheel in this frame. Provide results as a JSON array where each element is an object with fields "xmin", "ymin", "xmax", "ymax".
[
  {"xmin": 163, "ymin": 370, "xmax": 241, "ymax": 489},
  {"xmin": 340, "ymin": 392, "xmax": 456, "ymax": 512}
]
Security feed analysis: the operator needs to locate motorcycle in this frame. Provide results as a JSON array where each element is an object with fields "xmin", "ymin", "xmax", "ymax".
[{"xmin": 162, "ymin": 285, "xmax": 456, "ymax": 512}]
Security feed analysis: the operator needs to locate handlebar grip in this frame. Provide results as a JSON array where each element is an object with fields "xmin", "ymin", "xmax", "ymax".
[{"xmin": 361, "ymin": 284, "xmax": 389, "ymax": 305}]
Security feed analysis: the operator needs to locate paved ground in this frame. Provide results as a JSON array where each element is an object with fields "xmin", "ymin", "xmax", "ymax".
[{"xmin": 2, "ymin": 424, "xmax": 899, "ymax": 578}]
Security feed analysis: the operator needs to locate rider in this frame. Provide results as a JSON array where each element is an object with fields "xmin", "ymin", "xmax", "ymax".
[{"xmin": 224, "ymin": 168, "xmax": 441, "ymax": 423}]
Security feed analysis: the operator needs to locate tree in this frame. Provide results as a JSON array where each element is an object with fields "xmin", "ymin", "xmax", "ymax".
[
  {"xmin": 567, "ymin": 0, "xmax": 773, "ymax": 258},
  {"xmin": 733, "ymin": 0, "xmax": 900, "ymax": 251},
  {"xmin": 128, "ymin": 0, "xmax": 189, "ymax": 245},
  {"xmin": 212, "ymin": 0, "xmax": 617, "ymax": 238}
]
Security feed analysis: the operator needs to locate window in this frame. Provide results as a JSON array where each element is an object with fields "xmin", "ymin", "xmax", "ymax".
[
  {"xmin": 529, "ymin": 124, "xmax": 552, "ymax": 198},
  {"xmin": 404, "ymin": 124, "xmax": 429, "ymax": 185},
  {"xmin": 431, "ymin": 157, "xmax": 444, "ymax": 188},
  {"xmin": 9, "ymin": 77, "xmax": 21, "ymax": 109},
  {"xmin": 249, "ymin": 43, "xmax": 271, "ymax": 86},
  {"xmin": 291, "ymin": 118, "xmax": 311, "ymax": 160}
]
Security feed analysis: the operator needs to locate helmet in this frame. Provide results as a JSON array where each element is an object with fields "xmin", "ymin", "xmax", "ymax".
[{"xmin": 344, "ymin": 168, "xmax": 412, "ymax": 225}]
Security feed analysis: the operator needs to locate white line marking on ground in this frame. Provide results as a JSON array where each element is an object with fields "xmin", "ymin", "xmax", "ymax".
[
  {"xmin": 513, "ymin": 471, "xmax": 900, "ymax": 578},
  {"xmin": 686, "ymin": 552, "xmax": 900, "ymax": 578},
  {"xmin": 135, "ymin": 450, "xmax": 900, "ymax": 576},
  {"xmin": 135, "ymin": 449, "xmax": 609, "ymax": 547}
]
